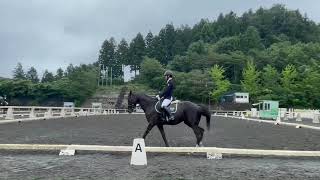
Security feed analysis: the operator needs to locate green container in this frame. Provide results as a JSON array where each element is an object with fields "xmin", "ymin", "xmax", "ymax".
[{"xmin": 257, "ymin": 100, "xmax": 279, "ymax": 120}]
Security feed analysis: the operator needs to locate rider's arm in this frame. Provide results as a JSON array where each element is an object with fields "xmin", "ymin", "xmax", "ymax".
[{"xmin": 160, "ymin": 80, "xmax": 173, "ymax": 98}]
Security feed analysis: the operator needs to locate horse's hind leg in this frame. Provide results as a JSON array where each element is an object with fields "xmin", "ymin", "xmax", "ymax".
[
  {"xmin": 185, "ymin": 121, "xmax": 204, "ymax": 147},
  {"xmin": 193, "ymin": 126, "xmax": 204, "ymax": 147}
]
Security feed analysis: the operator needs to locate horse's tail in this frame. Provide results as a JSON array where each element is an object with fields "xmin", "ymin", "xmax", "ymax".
[{"xmin": 199, "ymin": 104, "xmax": 211, "ymax": 131}]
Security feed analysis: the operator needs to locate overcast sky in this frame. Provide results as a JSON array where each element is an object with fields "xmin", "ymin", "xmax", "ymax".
[{"xmin": 0, "ymin": 0, "xmax": 320, "ymax": 78}]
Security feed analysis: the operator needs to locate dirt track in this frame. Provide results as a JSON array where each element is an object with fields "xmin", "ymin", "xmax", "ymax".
[
  {"xmin": 1, "ymin": 114, "xmax": 320, "ymax": 179},
  {"xmin": 0, "ymin": 114, "xmax": 320, "ymax": 150}
]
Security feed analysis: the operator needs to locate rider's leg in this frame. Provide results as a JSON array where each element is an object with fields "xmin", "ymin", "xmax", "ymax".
[
  {"xmin": 161, "ymin": 99, "xmax": 174, "ymax": 121},
  {"xmin": 160, "ymin": 100, "xmax": 167, "ymax": 120}
]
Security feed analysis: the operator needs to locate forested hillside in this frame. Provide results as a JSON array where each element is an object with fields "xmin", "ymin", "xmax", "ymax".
[
  {"xmin": 2, "ymin": 4, "xmax": 320, "ymax": 108},
  {"xmin": 98, "ymin": 4, "xmax": 320, "ymax": 108}
]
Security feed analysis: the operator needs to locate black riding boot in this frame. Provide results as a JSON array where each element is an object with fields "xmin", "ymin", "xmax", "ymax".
[
  {"xmin": 163, "ymin": 106, "xmax": 174, "ymax": 121},
  {"xmin": 161, "ymin": 110, "xmax": 167, "ymax": 121}
]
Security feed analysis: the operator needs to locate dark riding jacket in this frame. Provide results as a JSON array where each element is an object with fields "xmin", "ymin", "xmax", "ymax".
[{"xmin": 160, "ymin": 78, "xmax": 174, "ymax": 100}]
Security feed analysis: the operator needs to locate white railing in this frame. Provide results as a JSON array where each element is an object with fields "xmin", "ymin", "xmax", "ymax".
[
  {"xmin": 1, "ymin": 105, "xmax": 319, "ymax": 125},
  {"xmin": 211, "ymin": 108, "xmax": 320, "ymax": 124},
  {"xmin": 0, "ymin": 106, "xmax": 129, "ymax": 121},
  {"xmin": 211, "ymin": 110, "xmax": 249, "ymax": 117}
]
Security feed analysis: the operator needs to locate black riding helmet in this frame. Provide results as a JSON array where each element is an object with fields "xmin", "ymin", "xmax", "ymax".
[{"xmin": 164, "ymin": 70, "xmax": 173, "ymax": 77}]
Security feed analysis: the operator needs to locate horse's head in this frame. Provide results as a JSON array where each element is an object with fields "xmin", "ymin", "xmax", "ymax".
[{"xmin": 127, "ymin": 90, "xmax": 138, "ymax": 113}]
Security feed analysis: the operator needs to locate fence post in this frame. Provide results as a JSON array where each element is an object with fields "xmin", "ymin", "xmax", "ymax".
[
  {"xmin": 5, "ymin": 107, "xmax": 14, "ymax": 120},
  {"xmin": 44, "ymin": 108, "xmax": 52, "ymax": 118},
  {"xmin": 29, "ymin": 107, "xmax": 36, "ymax": 118},
  {"xmin": 312, "ymin": 113, "xmax": 319, "ymax": 124},
  {"xmin": 60, "ymin": 108, "xmax": 66, "ymax": 117},
  {"xmin": 296, "ymin": 113, "xmax": 302, "ymax": 122},
  {"xmin": 79, "ymin": 109, "xmax": 84, "ymax": 116},
  {"xmin": 70, "ymin": 108, "xmax": 75, "ymax": 116}
]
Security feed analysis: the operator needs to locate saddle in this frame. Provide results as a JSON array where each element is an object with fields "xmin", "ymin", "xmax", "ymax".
[{"xmin": 155, "ymin": 99, "xmax": 180, "ymax": 114}]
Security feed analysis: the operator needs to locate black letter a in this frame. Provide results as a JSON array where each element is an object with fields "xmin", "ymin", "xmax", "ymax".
[{"xmin": 135, "ymin": 143, "xmax": 142, "ymax": 152}]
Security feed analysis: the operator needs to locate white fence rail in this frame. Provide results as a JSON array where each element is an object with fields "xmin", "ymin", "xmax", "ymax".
[
  {"xmin": 0, "ymin": 106, "xmax": 128, "ymax": 121},
  {"xmin": 1, "ymin": 105, "xmax": 320, "ymax": 126}
]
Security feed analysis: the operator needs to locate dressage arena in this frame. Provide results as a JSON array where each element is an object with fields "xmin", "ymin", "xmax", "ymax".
[{"xmin": 1, "ymin": 114, "xmax": 320, "ymax": 179}]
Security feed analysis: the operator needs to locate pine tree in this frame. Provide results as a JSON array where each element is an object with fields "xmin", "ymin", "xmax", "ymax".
[
  {"xmin": 13, "ymin": 62, "xmax": 26, "ymax": 80},
  {"xmin": 116, "ymin": 39, "xmax": 129, "ymax": 65},
  {"xmin": 98, "ymin": 38, "xmax": 116, "ymax": 67},
  {"xmin": 128, "ymin": 33, "xmax": 146, "ymax": 76},
  {"xmin": 145, "ymin": 31, "xmax": 154, "ymax": 56},
  {"xmin": 55, "ymin": 68, "xmax": 64, "ymax": 80},
  {"xmin": 41, "ymin": 70, "xmax": 55, "ymax": 83},
  {"xmin": 26, "ymin": 67, "xmax": 39, "ymax": 83}
]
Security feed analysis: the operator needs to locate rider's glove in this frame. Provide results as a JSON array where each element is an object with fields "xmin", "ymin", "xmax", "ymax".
[{"xmin": 156, "ymin": 95, "xmax": 160, "ymax": 100}]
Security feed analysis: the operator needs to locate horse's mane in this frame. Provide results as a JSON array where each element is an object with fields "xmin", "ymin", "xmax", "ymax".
[{"xmin": 133, "ymin": 92, "xmax": 157, "ymax": 102}]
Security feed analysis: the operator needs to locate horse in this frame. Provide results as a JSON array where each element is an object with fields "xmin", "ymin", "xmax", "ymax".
[{"xmin": 127, "ymin": 90, "xmax": 211, "ymax": 147}]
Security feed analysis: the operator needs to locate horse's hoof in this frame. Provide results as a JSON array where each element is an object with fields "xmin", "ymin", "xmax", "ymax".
[
  {"xmin": 196, "ymin": 144, "xmax": 199, "ymax": 147},
  {"xmin": 199, "ymin": 142, "xmax": 204, "ymax": 147}
]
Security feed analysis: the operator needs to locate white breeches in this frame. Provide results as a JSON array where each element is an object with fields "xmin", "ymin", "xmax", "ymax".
[{"xmin": 161, "ymin": 98, "xmax": 172, "ymax": 108}]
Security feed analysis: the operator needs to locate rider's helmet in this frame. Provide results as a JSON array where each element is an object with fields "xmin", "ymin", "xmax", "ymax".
[{"xmin": 164, "ymin": 70, "xmax": 173, "ymax": 77}]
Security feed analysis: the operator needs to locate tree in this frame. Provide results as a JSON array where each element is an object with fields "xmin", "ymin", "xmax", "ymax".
[
  {"xmin": 116, "ymin": 39, "xmax": 129, "ymax": 65},
  {"xmin": 139, "ymin": 57, "xmax": 164, "ymax": 90},
  {"xmin": 157, "ymin": 24, "xmax": 176, "ymax": 64},
  {"xmin": 55, "ymin": 68, "xmax": 64, "ymax": 80},
  {"xmin": 64, "ymin": 64, "xmax": 75, "ymax": 77},
  {"xmin": 240, "ymin": 26, "xmax": 264, "ymax": 52},
  {"xmin": 168, "ymin": 55, "xmax": 192, "ymax": 72},
  {"xmin": 241, "ymin": 60, "xmax": 260, "ymax": 102},
  {"xmin": 98, "ymin": 37, "xmax": 122, "ymax": 78},
  {"xmin": 98, "ymin": 37, "xmax": 116, "ymax": 67},
  {"xmin": 210, "ymin": 65, "xmax": 231, "ymax": 103},
  {"xmin": 280, "ymin": 64, "xmax": 298, "ymax": 107},
  {"xmin": 128, "ymin": 33, "xmax": 146, "ymax": 76},
  {"xmin": 145, "ymin": 32, "xmax": 154, "ymax": 56},
  {"xmin": 215, "ymin": 36, "xmax": 241, "ymax": 54},
  {"xmin": 26, "ymin": 67, "xmax": 39, "ymax": 83},
  {"xmin": 174, "ymin": 70, "xmax": 212, "ymax": 103},
  {"xmin": 259, "ymin": 65, "xmax": 279, "ymax": 99},
  {"xmin": 41, "ymin": 70, "xmax": 55, "ymax": 83},
  {"xmin": 302, "ymin": 69, "xmax": 320, "ymax": 108},
  {"xmin": 13, "ymin": 63, "xmax": 26, "ymax": 80}
]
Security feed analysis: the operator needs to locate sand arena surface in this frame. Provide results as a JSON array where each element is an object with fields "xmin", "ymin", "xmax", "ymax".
[
  {"xmin": 0, "ymin": 114, "xmax": 320, "ymax": 150},
  {"xmin": 1, "ymin": 114, "xmax": 320, "ymax": 179}
]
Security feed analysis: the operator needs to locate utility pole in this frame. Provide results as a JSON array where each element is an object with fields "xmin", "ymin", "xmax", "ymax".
[
  {"xmin": 110, "ymin": 67, "xmax": 113, "ymax": 86},
  {"xmin": 98, "ymin": 64, "xmax": 100, "ymax": 86}
]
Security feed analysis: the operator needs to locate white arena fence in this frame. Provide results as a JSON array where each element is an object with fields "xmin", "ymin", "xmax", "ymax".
[
  {"xmin": 0, "ymin": 105, "xmax": 319, "ymax": 126},
  {"xmin": 0, "ymin": 106, "xmax": 131, "ymax": 123}
]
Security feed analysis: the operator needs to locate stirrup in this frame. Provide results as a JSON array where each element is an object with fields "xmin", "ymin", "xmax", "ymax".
[{"xmin": 167, "ymin": 115, "xmax": 174, "ymax": 121}]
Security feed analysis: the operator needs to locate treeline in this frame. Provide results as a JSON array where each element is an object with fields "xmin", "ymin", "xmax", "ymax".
[
  {"xmin": 98, "ymin": 4, "xmax": 320, "ymax": 81},
  {"xmin": 98, "ymin": 4, "xmax": 320, "ymax": 108},
  {"xmin": 0, "ymin": 63, "xmax": 98, "ymax": 106}
]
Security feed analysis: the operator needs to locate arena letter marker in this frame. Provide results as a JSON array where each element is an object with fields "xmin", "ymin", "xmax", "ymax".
[
  {"xmin": 130, "ymin": 138, "xmax": 147, "ymax": 165},
  {"xmin": 59, "ymin": 146, "xmax": 76, "ymax": 156}
]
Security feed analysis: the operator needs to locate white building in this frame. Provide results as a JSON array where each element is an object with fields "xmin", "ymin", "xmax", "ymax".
[
  {"xmin": 63, "ymin": 102, "xmax": 75, "ymax": 107},
  {"xmin": 233, "ymin": 92, "xmax": 249, "ymax": 103}
]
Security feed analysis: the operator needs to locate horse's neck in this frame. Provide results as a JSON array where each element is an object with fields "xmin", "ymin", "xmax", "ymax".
[{"xmin": 137, "ymin": 94, "xmax": 155, "ymax": 112}]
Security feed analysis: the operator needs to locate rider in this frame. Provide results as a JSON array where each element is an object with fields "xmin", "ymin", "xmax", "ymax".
[{"xmin": 156, "ymin": 70, "xmax": 175, "ymax": 121}]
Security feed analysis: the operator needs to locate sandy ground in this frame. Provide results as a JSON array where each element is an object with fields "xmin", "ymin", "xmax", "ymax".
[
  {"xmin": 0, "ymin": 115, "xmax": 320, "ymax": 150},
  {"xmin": 0, "ymin": 114, "xmax": 320, "ymax": 179}
]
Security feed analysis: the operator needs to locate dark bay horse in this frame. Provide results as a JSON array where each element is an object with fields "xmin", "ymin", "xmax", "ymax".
[{"xmin": 127, "ymin": 91, "xmax": 211, "ymax": 147}]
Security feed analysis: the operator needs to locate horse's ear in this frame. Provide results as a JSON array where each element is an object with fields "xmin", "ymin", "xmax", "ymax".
[{"xmin": 129, "ymin": 90, "xmax": 132, "ymax": 95}]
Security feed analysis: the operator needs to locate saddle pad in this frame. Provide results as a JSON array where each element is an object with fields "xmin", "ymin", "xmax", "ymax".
[{"xmin": 155, "ymin": 100, "xmax": 179, "ymax": 114}]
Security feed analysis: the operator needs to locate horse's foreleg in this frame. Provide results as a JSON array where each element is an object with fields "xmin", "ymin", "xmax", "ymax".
[
  {"xmin": 157, "ymin": 125, "xmax": 169, "ymax": 147},
  {"xmin": 142, "ymin": 123, "xmax": 155, "ymax": 139}
]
